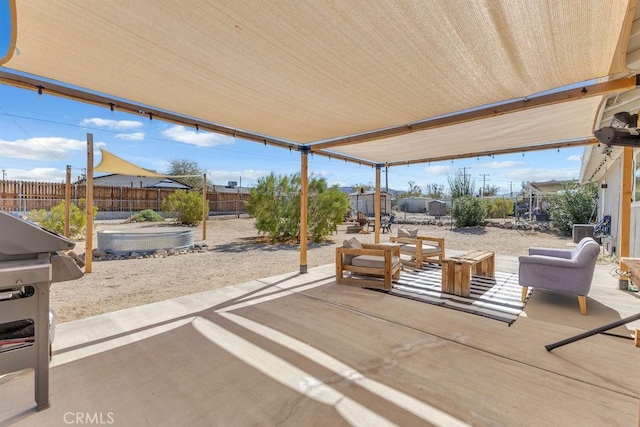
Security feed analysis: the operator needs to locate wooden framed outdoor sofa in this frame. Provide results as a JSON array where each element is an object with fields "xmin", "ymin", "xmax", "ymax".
[
  {"xmin": 389, "ymin": 228, "xmax": 445, "ymax": 269},
  {"xmin": 336, "ymin": 237, "xmax": 401, "ymax": 290}
]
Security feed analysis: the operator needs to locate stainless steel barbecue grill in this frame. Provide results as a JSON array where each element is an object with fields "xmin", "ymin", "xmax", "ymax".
[{"xmin": 0, "ymin": 211, "xmax": 83, "ymax": 411}]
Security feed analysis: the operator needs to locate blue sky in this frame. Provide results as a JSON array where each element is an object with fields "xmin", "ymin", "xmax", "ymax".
[
  {"xmin": 0, "ymin": 81, "xmax": 586, "ymax": 194},
  {"xmin": 0, "ymin": 79, "xmax": 582, "ymax": 193},
  {"xmin": 0, "ymin": 3, "xmax": 585, "ymax": 194}
]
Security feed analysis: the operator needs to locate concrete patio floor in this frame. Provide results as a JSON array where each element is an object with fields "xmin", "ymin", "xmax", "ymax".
[{"xmin": 1, "ymin": 253, "xmax": 639, "ymax": 426}]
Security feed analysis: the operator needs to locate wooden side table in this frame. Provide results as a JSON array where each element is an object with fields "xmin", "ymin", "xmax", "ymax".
[{"xmin": 441, "ymin": 250, "xmax": 495, "ymax": 297}]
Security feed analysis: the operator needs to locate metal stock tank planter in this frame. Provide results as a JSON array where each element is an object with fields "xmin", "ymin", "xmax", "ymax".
[{"xmin": 97, "ymin": 227, "xmax": 195, "ymax": 255}]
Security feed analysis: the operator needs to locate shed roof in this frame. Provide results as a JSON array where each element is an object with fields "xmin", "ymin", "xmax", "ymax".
[{"xmin": 530, "ymin": 180, "xmax": 575, "ymax": 194}]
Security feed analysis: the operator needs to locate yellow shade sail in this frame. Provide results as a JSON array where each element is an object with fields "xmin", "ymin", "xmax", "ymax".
[{"xmin": 94, "ymin": 149, "xmax": 166, "ymax": 177}]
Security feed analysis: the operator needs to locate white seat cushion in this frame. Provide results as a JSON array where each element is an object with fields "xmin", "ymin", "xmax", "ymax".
[
  {"xmin": 400, "ymin": 244, "xmax": 441, "ymax": 255},
  {"xmin": 351, "ymin": 255, "xmax": 400, "ymax": 269}
]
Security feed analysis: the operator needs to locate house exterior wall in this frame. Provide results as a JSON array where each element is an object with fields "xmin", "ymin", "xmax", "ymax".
[
  {"xmin": 597, "ymin": 150, "xmax": 640, "ymax": 258},
  {"xmin": 634, "ymin": 149, "xmax": 640, "ymax": 258},
  {"xmin": 599, "ymin": 160, "xmax": 622, "ymax": 256},
  {"xmin": 580, "ymin": 139, "xmax": 640, "ymax": 259},
  {"xmin": 632, "ymin": 202, "xmax": 640, "ymax": 257}
]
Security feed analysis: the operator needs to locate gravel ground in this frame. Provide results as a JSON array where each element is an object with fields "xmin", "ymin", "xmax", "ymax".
[{"xmin": 51, "ymin": 215, "xmax": 574, "ymax": 323}]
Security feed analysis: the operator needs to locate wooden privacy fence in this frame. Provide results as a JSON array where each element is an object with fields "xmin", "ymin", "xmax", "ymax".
[{"xmin": 0, "ymin": 180, "xmax": 249, "ymax": 214}]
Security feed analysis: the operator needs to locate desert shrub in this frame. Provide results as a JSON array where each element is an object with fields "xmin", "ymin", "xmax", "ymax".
[
  {"xmin": 307, "ymin": 177, "xmax": 351, "ymax": 242},
  {"xmin": 27, "ymin": 209, "xmax": 48, "ymax": 224},
  {"xmin": 482, "ymin": 198, "xmax": 514, "ymax": 218},
  {"xmin": 27, "ymin": 199, "xmax": 97, "ymax": 238},
  {"xmin": 245, "ymin": 173, "xmax": 349, "ymax": 243},
  {"xmin": 130, "ymin": 209, "xmax": 164, "ymax": 222},
  {"xmin": 548, "ymin": 181, "xmax": 598, "ymax": 236},
  {"xmin": 451, "ymin": 196, "xmax": 485, "ymax": 227},
  {"xmin": 161, "ymin": 190, "xmax": 208, "ymax": 225}
]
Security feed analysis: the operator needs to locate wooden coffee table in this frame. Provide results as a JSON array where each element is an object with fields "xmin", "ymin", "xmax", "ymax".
[{"xmin": 441, "ymin": 250, "xmax": 495, "ymax": 297}]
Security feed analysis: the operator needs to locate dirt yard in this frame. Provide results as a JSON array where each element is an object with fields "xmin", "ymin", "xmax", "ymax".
[{"xmin": 52, "ymin": 216, "xmax": 574, "ymax": 323}]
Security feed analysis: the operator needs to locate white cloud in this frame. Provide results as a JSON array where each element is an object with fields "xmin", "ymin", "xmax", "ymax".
[
  {"xmin": 207, "ymin": 169, "xmax": 270, "ymax": 184},
  {"xmin": 504, "ymin": 168, "xmax": 579, "ymax": 181},
  {"xmin": 162, "ymin": 125, "xmax": 235, "ymax": 147},
  {"xmin": 0, "ymin": 137, "xmax": 103, "ymax": 160},
  {"xmin": 477, "ymin": 161, "xmax": 524, "ymax": 169},
  {"xmin": 3, "ymin": 167, "xmax": 66, "ymax": 182},
  {"xmin": 115, "ymin": 132, "xmax": 145, "ymax": 141},
  {"xmin": 81, "ymin": 118, "xmax": 143, "ymax": 130},
  {"xmin": 567, "ymin": 154, "xmax": 582, "ymax": 162},
  {"xmin": 425, "ymin": 165, "xmax": 452, "ymax": 175}
]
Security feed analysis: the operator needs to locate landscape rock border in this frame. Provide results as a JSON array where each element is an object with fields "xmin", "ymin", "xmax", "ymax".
[{"xmin": 88, "ymin": 243, "xmax": 208, "ymax": 261}]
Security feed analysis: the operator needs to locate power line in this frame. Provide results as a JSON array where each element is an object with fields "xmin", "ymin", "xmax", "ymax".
[
  {"xmin": 0, "ymin": 111, "xmax": 296, "ymax": 163},
  {"xmin": 0, "ymin": 107, "xmax": 71, "ymax": 166}
]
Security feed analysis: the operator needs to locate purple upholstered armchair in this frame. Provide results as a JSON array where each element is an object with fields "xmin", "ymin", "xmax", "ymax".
[{"xmin": 518, "ymin": 237, "xmax": 600, "ymax": 315}]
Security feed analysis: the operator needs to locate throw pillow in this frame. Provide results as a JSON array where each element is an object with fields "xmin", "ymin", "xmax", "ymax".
[
  {"xmin": 342, "ymin": 237, "xmax": 362, "ymax": 265},
  {"xmin": 397, "ymin": 228, "xmax": 418, "ymax": 238},
  {"xmin": 348, "ymin": 237, "xmax": 363, "ymax": 249}
]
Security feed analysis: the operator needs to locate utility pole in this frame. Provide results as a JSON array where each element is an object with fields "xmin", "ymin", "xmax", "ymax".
[
  {"xmin": 479, "ymin": 173, "xmax": 490, "ymax": 197},
  {"xmin": 456, "ymin": 167, "xmax": 472, "ymax": 197},
  {"xmin": 509, "ymin": 181, "xmax": 516, "ymax": 219},
  {"xmin": 385, "ymin": 166, "xmax": 388, "ymax": 192},
  {"xmin": 459, "ymin": 167, "xmax": 470, "ymax": 183}
]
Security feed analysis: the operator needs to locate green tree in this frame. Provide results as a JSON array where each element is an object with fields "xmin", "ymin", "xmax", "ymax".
[
  {"xmin": 308, "ymin": 178, "xmax": 351, "ymax": 242},
  {"xmin": 408, "ymin": 180, "xmax": 422, "ymax": 195},
  {"xmin": 424, "ymin": 183, "xmax": 445, "ymax": 199},
  {"xmin": 548, "ymin": 181, "xmax": 598, "ymax": 236},
  {"xmin": 246, "ymin": 173, "xmax": 349, "ymax": 243},
  {"xmin": 451, "ymin": 196, "xmax": 485, "ymax": 227},
  {"xmin": 447, "ymin": 170, "xmax": 475, "ymax": 198},
  {"xmin": 480, "ymin": 184, "xmax": 500, "ymax": 197},
  {"xmin": 398, "ymin": 180, "xmax": 422, "ymax": 199},
  {"xmin": 161, "ymin": 190, "xmax": 208, "ymax": 225},
  {"xmin": 166, "ymin": 158, "xmax": 205, "ymax": 189}
]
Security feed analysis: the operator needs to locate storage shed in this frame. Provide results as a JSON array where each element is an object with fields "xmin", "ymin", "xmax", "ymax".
[
  {"xmin": 348, "ymin": 190, "xmax": 391, "ymax": 216},
  {"xmin": 428, "ymin": 200, "xmax": 447, "ymax": 216}
]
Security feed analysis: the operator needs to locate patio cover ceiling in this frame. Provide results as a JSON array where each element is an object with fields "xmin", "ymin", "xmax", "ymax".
[
  {"xmin": 317, "ymin": 96, "xmax": 607, "ymax": 165},
  {"xmin": 0, "ymin": 1, "xmax": 637, "ymax": 166}
]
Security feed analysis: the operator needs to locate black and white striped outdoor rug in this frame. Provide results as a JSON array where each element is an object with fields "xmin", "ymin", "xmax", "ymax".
[{"xmin": 372, "ymin": 264, "xmax": 531, "ymax": 325}]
